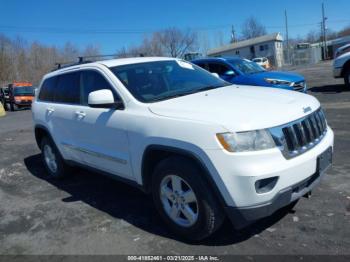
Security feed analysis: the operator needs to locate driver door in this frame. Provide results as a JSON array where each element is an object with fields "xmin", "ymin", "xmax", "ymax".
[{"xmin": 70, "ymin": 69, "xmax": 133, "ymax": 179}]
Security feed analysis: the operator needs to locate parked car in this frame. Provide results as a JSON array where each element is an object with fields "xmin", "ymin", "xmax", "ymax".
[
  {"xmin": 3, "ymin": 82, "xmax": 35, "ymax": 111},
  {"xmin": 192, "ymin": 57, "xmax": 307, "ymax": 92},
  {"xmin": 252, "ymin": 57, "xmax": 270, "ymax": 69},
  {"xmin": 32, "ymin": 57, "xmax": 333, "ymax": 240},
  {"xmin": 333, "ymin": 43, "xmax": 350, "ymax": 88}
]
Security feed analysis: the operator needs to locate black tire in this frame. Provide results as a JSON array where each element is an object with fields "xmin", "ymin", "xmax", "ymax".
[
  {"xmin": 344, "ymin": 67, "xmax": 350, "ymax": 88},
  {"xmin": 40, "ymin": 136, "xmax": 70, "ymax": 179},
  {"xmin": 10, "ymin": 102, "xmax": 14, "ymax": 111},
  {"xmin": 152, "ymin": 156, "xmax": 225, "ymax": 241}
]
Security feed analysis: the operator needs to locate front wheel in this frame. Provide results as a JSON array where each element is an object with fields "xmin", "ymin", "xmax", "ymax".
[
  {"xmin": 10, "ymin": 102, "xmax": 15, "ymax": 111},
  {"xmin": 152, "ymin": 156, "xmax": 224, "ymax": 241}
]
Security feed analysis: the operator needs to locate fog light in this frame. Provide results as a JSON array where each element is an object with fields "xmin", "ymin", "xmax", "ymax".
[{"xmin": 255, "ymin": 177, "xmax": 279, "ymax": 194}]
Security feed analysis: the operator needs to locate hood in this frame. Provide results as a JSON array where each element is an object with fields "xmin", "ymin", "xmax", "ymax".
[
  {"xmin": 148, "ymin": 85, "xmax": 320, "ymax": 132},
  {"xmin": 251, "ymin": 71, "xmax": 305, "ymax": 83}
]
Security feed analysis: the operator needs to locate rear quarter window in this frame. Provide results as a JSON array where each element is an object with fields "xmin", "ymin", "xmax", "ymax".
[{"xmin": 39, "ymin": 77, "xmax": 57, "ymax": 102}]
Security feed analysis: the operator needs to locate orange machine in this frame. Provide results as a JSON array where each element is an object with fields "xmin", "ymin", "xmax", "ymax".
[{"xmin": 4, "ymin": 81, "xmax": 35, "ymax": 111}]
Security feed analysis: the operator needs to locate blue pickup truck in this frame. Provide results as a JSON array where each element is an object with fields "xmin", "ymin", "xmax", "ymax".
[{"xmin": 192, "ymin": 57, "xmax": 307, "ymax": 92}]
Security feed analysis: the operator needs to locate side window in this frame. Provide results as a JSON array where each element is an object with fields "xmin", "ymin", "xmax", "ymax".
[
  {"xmin": 208, "ymin": 63, "xmax": 230, "ymax": 75},
  {"xmin": 195, "ymin": 62, "xmax": 209, "ymax": 71},
  {"xmin": 39, "ymin": 77, "xmax": 57, "ymax": 102},
  {"xmin": 55, "ymin": 72, "xmax": 80, "ymax": 104},
  {"xmin": 81, "ymin": 70, "xmax": 120, "ymax": 105}
]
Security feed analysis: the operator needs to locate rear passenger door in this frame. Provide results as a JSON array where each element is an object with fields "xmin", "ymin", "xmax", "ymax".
[
  {"xmin": 50, "ymin": 71, "xmax": 83, "ymax": 162},
  {"xmin": 71, "ymin": 70, "xmax": 133, "ymax": 179}
]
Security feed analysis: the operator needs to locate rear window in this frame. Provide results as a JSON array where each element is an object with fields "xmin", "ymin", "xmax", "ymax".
[
  {"xmin": 39, "ymin": 77, "xmax": 57, "ymax": 102},
  {"xmin": 55, "ymin": 72, "xmax": 80, "ymax": 104}
]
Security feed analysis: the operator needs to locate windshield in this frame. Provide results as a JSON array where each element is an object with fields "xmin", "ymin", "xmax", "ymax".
[
  {"xmin": 252, "ymin": 58, "xmax": 262, "ymax": 62},
  {"xmin": 228, "ymin": 59, "xmax": 266, "ymax": 74},
  {"xmin": 110, "ymin": 60, "xmax": 230, "ymax": 103},
  {"xmin": 13, "ymin": 86, "xmax": 34, "ymax": 96}
]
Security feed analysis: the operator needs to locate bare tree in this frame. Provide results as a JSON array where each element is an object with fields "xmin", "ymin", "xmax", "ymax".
[
  {"xmin": 0, "ymin": 35, "xmax": 12, "ymax": 85},
  {"xmin": 82, "ymin": 44, "xmax": 101, "ymax": 57},
  {"xmin": 155, "ymin": 28, "xmax": 198, "ymax": 57},
  {"xmin": 305, "ymin": 30, "xmax": 320, "ymax": 43},
  {"xmin": 339, "ymin": 25, "xmax": 350, "ymax": 37},
  {"xmin": 241, "ymin": 16, "xmax": 267, "ymax": 40},
  {"xmin": 115, "ymin": 27, "xmax": 198, "ymax": 58}
]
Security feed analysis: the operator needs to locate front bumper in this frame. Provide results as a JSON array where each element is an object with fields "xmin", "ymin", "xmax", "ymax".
[
  {"xmin": 225, "ymin": 148, "xmax": 331, "ymax": 229},
  {"xmin": 14, "ymin": 100, "xmax": 32, "ymax": 106}
]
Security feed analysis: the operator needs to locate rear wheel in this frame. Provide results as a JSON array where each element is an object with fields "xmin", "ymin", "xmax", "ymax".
[
  {"xmin": 344, "ymin": 67, "xmax": 350, "ymax": 88},
  {"xmin": 41, "ymin": 136, "xmax": 70, "ymax": 179},
  {"xmin": 152, "ymin": 156, "xmax": 225, "ymax": 241}
]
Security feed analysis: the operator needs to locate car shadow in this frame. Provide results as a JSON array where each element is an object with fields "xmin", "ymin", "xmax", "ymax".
[
  {"xmin": 308, "ymin": 84, "xmax": 348, "ymax": 93},
  {"xmin": 24, "ymin": 154, "xmax": 292, "ymax": 246}
]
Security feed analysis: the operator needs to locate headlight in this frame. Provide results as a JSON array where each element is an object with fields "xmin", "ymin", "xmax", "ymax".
[
  {"xmin": 216, "ymin": 130, "xmax": 275, "ymax": 152},
  {"xmin": 264, "ymin": 78, "xmax": 292, "ymax": 86}
]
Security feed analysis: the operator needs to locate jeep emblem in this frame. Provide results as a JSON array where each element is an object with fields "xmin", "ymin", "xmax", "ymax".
[{"xmin": 303, "ymin": 106, "xmax": 312, "ymax": 113}]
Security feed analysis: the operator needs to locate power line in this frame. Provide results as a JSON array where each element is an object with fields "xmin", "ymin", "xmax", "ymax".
[{"xmin": 0, "ymin": 19, "xmax": 349, "ymax": 35}]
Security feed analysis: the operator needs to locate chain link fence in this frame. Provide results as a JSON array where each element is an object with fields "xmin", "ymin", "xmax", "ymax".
[{"xmin": 283, "ymin": 46, "xmax": 323, "ymax": 67}]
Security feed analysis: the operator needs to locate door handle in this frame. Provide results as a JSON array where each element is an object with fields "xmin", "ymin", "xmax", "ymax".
[
  {"xmin": 47, "ymin": 107, "xmax": 55, "ymax": 114},
  {"xmin": 75, "ymin": 111, "xmax": 86, "ymax": 119}
]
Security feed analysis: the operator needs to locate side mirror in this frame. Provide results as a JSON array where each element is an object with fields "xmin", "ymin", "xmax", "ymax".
[
  {"xmin": 211, "ymin": 72, "xmax": 220, "ymax": 78},
  {"xmin": 88, "ymin": 89, "xmax": 124, "ymax": 109},
  {"xmin": 224, "ymin": 70, "xmax": 235, "ymax": 76}
]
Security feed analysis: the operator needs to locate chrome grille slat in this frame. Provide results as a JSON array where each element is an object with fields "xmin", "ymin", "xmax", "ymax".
[
  {"xmin": 270, "ymin": 108, "xmax": 328, "ymax": 159},
  {"xmin": 297, "ymin": 122, "xmax": 308, "ymax": 147},
  {"xmin": 305, "ymin": 118, "xmax": 315, "ymax": 141},
  {"xmin": 315, "ymin": 113, "xmax": 323, "ymax": 133},
  {"xmin": 311, "ymin": 115, "xmax": 320, "ymax": 138},
  {"xmin": 289, "ymin": 126, "xmax": 300, "ymax": 150}
]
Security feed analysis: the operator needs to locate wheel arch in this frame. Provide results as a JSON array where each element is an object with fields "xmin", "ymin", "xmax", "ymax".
[
  {"xmin": 341, "ymin": 60, "xmax": 350, "ymax": 77},
  {"xmin": 34, "ymin": 124, "xmax": 54, "ymax": 149},
  {"xmin": 141, "ymin": 145, "xmax": 227, "ymax": 207}
]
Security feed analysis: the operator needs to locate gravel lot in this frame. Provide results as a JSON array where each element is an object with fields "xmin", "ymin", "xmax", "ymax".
[{"xmin": 0, "ymin": 61, "xmax": 349, "ymax": 255}]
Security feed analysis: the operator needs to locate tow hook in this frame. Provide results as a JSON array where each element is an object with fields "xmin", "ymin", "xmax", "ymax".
[{"xmin": 303, "ymin": 191, "xmax": 312, "ymax": 199}]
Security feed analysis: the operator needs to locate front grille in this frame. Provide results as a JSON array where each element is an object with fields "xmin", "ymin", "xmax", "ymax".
[
  {"xmin": 292, "ymin": 81, "xmax": 305, "ymax": 91},
  {"xmin": 269, "ymin": 108, "xmax": 327, "ymax": 159}
]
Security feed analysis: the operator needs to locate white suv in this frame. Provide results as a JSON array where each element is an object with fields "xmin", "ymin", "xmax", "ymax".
[{"xmin": 32, "ymin": 57, "xmax": 334, "ymax": 240}]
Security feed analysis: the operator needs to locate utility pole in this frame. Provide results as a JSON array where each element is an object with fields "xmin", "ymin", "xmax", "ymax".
[
  {"xmin": 321, "ymin": 2, "xmax": 328, "ymax": 60},
  {"xmin": 285, "ymin": 9, "xmax": 290, "ymax": 64},
  {"xmin": 230, "ymin": 25, "xmax": 236, "ymax": 43}
]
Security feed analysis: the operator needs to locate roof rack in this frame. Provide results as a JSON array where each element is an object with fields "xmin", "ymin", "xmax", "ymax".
[
  {"xmin": 52, "ymin": 54, "xmax": 118, "ymax": 72},
  {"xmin": 52, "ymin": 53, "xmax": 147, "ymax": 72}
]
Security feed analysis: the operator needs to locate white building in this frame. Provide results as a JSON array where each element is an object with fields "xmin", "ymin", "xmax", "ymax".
[{"xmin": 207, "ymin": 33, "xmax": 284, "ymax": 67}]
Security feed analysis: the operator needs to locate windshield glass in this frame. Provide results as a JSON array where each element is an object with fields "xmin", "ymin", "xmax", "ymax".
[
  {"xmin": 252, "ymin": 58, "xmax": 262, "ymax": 62},
  {"xmin": 110, "ymin": 60, "xmax": 230, "ymax": 103},
  {"xmin": 13, "ymin": 86, "xmax": 34, "ymax": 96},
  {"xmin": 228, "ymin": 59, "xmax": 266, "ymax": 74}
]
